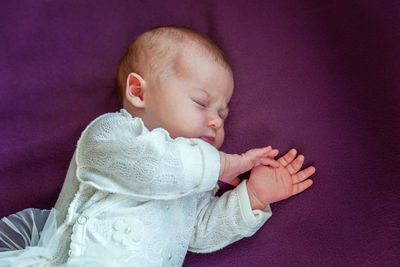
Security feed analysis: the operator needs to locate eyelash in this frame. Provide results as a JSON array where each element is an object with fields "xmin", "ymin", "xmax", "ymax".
[
  {"xmin": 194, "ymin": 99, "xmax": 207, "ymax": 108},
  {"xmin": 193, "ymin": 99, "xmax": 228, "ymax": 119}
]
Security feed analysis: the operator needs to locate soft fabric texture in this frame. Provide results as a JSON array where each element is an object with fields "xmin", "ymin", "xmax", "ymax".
[
  {"xmin": 0, "ymin": 209, "xmax": 57, "ymax": 266},
  {"xmin": 0, "ymin": 110, "xmax": 271, "ymax": 266},
  {"xmin": 0, "ymin": 1, "xmax": 399, "ymax": 266},
  {"xmin": 0, "ymin": 209, "xmax": 51, "ymax": 252}
]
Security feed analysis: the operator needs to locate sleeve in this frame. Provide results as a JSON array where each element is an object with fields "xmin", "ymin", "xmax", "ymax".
[
  {"xmin": 188, "ymin": 180, "xmax": 272, "ymax": 253},
  {"xmin": 75, "ymin": 112, "xmax": 220, "ymax": 200}
]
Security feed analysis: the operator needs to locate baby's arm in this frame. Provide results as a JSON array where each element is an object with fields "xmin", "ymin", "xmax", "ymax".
[
  {"xmin": 189, "ymin": 149, "xmax": 315, "ymax": 252},
  {"xmin": 246, "ymin": 149, "xmax": 316, "ymax": 210},
  {"xmin": 189, "ymin": 180, "xmax": 271, "ymax": 253},
  {"xmin": 76, "ymin": 114, "xmax": 221, "ymax": 200},
  {"xmin": 77, "ymin": 112, "xmax": 282, "ymax": 201}
]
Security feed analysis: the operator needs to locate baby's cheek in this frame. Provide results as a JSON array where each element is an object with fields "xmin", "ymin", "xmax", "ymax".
[{"xmin": 215, "ymin": 129, "xmax": 225, "ymax": 149}]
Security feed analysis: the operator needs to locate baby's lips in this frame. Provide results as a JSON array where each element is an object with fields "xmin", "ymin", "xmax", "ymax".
[{"xmin": 200, "ymin": 136, "xmax": 215, "ymax": 145}]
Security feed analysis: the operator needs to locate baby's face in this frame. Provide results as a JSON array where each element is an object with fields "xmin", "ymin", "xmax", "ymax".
[{"xmin": 143, "ymin": 50, "xmax": 233, "ymax": 149}]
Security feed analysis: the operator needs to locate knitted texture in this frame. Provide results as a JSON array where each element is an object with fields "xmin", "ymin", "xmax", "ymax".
[{"xmin": 1, "ymin": 110, "xmax": 271, "ymax": 266}]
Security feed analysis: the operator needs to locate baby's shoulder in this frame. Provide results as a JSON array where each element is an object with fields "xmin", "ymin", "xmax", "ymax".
[{"xmin": 80, "ymin": 109, "xmax": 146, "ymax": 141}]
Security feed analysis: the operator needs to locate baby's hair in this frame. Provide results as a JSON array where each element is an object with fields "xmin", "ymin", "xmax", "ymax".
[{"xmin": 116, "ymin": 25, "xmax": 231, "ymax": 103}]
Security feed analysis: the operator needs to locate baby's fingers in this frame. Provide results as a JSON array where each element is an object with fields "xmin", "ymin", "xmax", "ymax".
[
  {"xmin": 259, "ymin": 158, "xmax": 280, "ymax": 168},
  {"xmin": 287, "ymin": 154, "xmax": 304, "ymax": 175},
  {"xmin": 278, "ymin": 149, "xmax": 297, "ymax": 167},
  {"xmin": 291, "ymin": 179, "xmax": 313, "ymax": 196},
  {"xmin": 245, "ymin": 146, "xmax": 272, "ymax": 158},
  {"xmin": 267, "ymin": 149, "xmax": 279, "ymax": 158},
  {"xmin": 292, "ymin": 166, "xmax": 316, "ymax": 184}
]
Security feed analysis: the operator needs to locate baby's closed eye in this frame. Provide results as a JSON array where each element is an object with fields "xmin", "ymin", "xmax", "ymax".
[{"xmin": 192, "ymin": 98, "xmax": 208, "ymax": 108}]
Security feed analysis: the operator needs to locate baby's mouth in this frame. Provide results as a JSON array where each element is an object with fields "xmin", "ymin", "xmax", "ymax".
[{"xmin": 200, "ymin": 136, "xmax": 215, "ymax": 145}]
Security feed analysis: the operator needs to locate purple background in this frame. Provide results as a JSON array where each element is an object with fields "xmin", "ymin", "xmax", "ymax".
[{"xmin": 1, "ymin": 1, "xmax": 399, "ymax": 266}]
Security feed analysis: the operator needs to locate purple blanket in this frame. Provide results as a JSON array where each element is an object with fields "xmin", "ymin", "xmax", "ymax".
[{"xmin": 1, "ymin": 1, "xmax": 399, "ymax": 265}]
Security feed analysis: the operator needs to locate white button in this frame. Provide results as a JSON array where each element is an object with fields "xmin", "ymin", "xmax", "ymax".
[
  {"xmin": 77, "ymin": 215, "xmax": 88, "ymax": 225},
  {"xmin": 161, "ymin": 248, "xmax": 172, "ymax": 261},
  {"xmin": 165, "ymin": 205, "xmax": 169, "ymax": 210},
  {"xmin": 189, "ymin": 139, "xmax": 197, "ymax": 146},
  {"xmin": 68, "ymin": 250, "xmax": 73, "ymax": 256},
  {"xmin": 112, "ymin": 219, "xmax": 143, "ymax": 243}
]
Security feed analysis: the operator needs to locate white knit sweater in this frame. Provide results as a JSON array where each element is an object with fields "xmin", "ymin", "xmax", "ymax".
[{"xmin": 51, "ymin": 109, "xmax": 272, "ymax": 266}]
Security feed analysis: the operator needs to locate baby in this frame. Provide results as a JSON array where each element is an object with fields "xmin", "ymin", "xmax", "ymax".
[{"xmin": 0, "ymin": 26, "xmax": 315, "ymax": 266}]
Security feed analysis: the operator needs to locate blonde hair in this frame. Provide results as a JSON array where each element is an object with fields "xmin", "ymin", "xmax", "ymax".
[{"xmin": 116, "ymin": 25, "xmax": 231, "ymax": 102}]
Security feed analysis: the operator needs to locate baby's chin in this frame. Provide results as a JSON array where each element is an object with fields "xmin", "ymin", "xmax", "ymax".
[
  {"xmin": 168, "ymin": 131, "xmax": 223, "ymax": 149},
  {"xmin": 214, "ymin": 140, "xmax": 223, "ymax": 150}
]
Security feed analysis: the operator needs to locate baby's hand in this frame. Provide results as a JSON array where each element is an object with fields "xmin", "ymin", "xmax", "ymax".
[
  {"xmin": 246, "ymin": 149, "xmax": 316, "ymax": 210},
  {"xmin": 219, "ymin": 146, "xmax": 279, "ymax": 186}
]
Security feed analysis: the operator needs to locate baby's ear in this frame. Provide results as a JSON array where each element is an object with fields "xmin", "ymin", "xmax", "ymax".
[{"xmin": 125, "ymin": 73, "xmax": 146, "ymax": 108}]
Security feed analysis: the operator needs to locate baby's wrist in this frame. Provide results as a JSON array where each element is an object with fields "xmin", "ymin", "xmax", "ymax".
[
  {"xmin": 218, "ymin": 151, "xmax": 226, "ymax": 177},
  {"xmin": 219, "ymin": 152, "xmax": 251, "ymax": 181},
  {"xmin": 246, "ymin": 182, "xmax": 268, "ymax": 210}
]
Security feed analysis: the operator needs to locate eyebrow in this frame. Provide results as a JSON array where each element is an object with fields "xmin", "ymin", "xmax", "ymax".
[{"xmin": 199, "ymin": 88, "xmax": 210, "ymax": 97}]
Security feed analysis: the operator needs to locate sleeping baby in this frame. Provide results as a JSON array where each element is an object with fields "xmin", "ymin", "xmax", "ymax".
[{"xmin": 0, "ymin": 25, "xmax": 315, "ymax": 266}]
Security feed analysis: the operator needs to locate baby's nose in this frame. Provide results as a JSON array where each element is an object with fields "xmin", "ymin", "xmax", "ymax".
[{"xmin": 208, "ymin": 117, "xmax": 222, "ymax": 129}]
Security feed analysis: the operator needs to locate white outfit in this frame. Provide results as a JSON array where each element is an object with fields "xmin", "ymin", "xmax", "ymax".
[{"xmin": 0, "ymin": 109, "xmax": 272, "ymax": 266}]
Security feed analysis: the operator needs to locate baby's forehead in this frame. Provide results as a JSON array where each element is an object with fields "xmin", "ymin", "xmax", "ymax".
[
  {"xmin": 136, "ymin": 35, "xmax": 232, "ymax": 91},
  {"xmin": 139, "ymin": 39, "xmax": 194, "ymax": 75},
  {"xmin": 172, "ymin": 47, "xmax": 203, "ymax": 71},
  {"xmin": 172, "ymin": 46, "xmax": 230, "ymax": 77}
]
